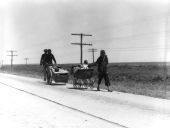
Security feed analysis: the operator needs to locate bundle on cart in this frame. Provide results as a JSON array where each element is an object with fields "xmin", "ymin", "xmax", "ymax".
[{"xmin": 47, "ymin": 65, "xmax": 69, "ymax": 85}]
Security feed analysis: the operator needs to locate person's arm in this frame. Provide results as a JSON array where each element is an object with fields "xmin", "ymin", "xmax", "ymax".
[
  {"xmin": 88, "ymin": 57, "xmax": 99, "ymax": 67},
  {"xmin": 105, "ymin": 56, "xmax": 108, "ymax": 65},
  {"xmin": 52, "ymin": 55, "xmax": 57, "ymax": 64},
  {"xmin": 40, "ymin": 55, "xmax": 43, "ymax": 65}
]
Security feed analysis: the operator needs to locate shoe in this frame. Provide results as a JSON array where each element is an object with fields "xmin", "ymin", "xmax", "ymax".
[
  {"xmin": 44, "ymin": 77, "xmax": 46, "ymax": 81},
  {"xmin": 108, "ymin": 89, "xmax": 112, "ymax": 92},
  {"xmin": 107, "ymin": 87, "xmax": 112, "ymax": 92}
]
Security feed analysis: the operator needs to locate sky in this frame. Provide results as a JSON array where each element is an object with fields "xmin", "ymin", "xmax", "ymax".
[{"xmin": 0, "ymin": 0, "xmax": 170, "ymax": 65}]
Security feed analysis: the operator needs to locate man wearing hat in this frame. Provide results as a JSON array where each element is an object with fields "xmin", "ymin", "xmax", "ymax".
[
  {"xmin": 40, "ymin": 49, "xmax": 48, "ymax": 81},
  {"xmin": 91, "ymin": 50, "xmax": 111, "ymax": 92},
  {"xmin": 46, "ymin": 49, "xmax": 56, "ymax": 65}
]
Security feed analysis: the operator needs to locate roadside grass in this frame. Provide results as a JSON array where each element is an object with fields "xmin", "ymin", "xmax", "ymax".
[
  {"xmin": 0, "ymin": 63, "xmax": 169, "ymax": 99},
  {"xmin": 0, "ymin": 65, "xmax": 43, "ymax": 79}
]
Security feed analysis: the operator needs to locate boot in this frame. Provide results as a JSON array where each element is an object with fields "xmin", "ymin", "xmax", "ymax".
[
  {"xmin": 44, "ymin": 77, "xmax": 46, "ymax": 81},
  {"xmin": 107, "ymin": 86, "xmax": 112, "ymax": 92},
  {"xmin": 97, "ymin": 85, "xmax": 100, "ymax": 91}
]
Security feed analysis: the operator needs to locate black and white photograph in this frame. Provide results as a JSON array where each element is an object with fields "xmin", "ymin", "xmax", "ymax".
[{"xmin": 0, "ymin": 0, "xmax": 170, "ymax": 128}]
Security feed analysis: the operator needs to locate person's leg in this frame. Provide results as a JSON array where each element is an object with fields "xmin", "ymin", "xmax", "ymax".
[
  {"xmin": 97, "ymin": 73, "xmax": 103, "ymax": 91},
  {"xmin": 104, "ymin": 72, "xmax": 112, "ymax": 92},
  {"xmin": 48, "ymin": 66, "xmax": 53, "ymax": 84},
  {"xmin": 46, "ymin": 66, "xmax": 52, "ymax": 84},
  {"xmin": 43, "ymin": 65, "xmax": 46, "ymax": 81}
]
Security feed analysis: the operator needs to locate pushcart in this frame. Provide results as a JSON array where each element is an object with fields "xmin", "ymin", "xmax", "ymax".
[
  {"xmin": 72, "ymin": 68, "xmax": 95, "ymax": 88},
  {"xmin": 46, "ymin": 65, "xmax": 69, "ymax": 85}
]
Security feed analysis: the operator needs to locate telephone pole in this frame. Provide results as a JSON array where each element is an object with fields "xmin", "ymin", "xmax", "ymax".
[
  {"xmin": 88, "ymin": 48, "xmax": 97, "ymax": 63},
  {"xmin": 1, "ymin": 60, "xmax": 3, "ymax": 67},
  {"xmin": 71, "ymin": 33, "xmax": 92, "ymax": 64},
  {"xmin": 7, "ymin": 50, "xmax": 17, "ymax": 67},
  {"xmin": 24, "ymin": 58, "xmax": 29, "ymax": 65}
]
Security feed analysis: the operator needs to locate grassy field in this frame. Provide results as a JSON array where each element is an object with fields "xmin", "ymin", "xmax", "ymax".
[{"xmin": 0, "ymin": 62, "xmax": 170, "ymax": 99}]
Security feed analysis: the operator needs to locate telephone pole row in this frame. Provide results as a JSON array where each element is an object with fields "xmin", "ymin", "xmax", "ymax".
[
  {"xmin": 88, "ymin": 48, "xmax": 97, "ymax": 63},
  {"xmin": 7, "ymin": 50, "xmax": 17, "ymax": 67},
  {"xmin": 24, "ymin": 58, "xmax": 29, "ymax": 65},
  {"xmin": 71, "ymin": 33, "xmax": 92, "ymax": 64},
  {"xmin": 0, "ymin": 60, "xmax": 3, "ymax": 67}
]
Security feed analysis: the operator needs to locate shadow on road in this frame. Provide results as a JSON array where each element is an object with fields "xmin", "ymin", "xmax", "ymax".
[
  {"xmin": 39, "ymin": 81, "xmax": 66, "ymax": 86},
  {"xmin": 67, "ymin": 87, "xmax": 108, "ymax": 92},
  {"xmin": 50, "ymin": 83, "xmax": 66, "ymax": 86},
  {"xmin": 67, "ymin": 87, "xmax": 87, "ymax": 90}
]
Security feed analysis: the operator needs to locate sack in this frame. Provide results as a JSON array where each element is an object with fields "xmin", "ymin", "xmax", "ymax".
[{"xmin": 52, "ymin": 65, "xmax": 59, "ymax": 72}]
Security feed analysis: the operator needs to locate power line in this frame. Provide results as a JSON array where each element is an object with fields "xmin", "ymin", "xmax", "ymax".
[
  {"xmin": 71, "ymin": 33, "xmax": 92, "ymax": 64},
  {"xmin": 12, "ymin": 17, "xmax": 169, "ymax": 56},
  {"xmin": 88, "ymin": 48, "xmax": 97, "ymax": 63},
  {"xmin": 7, "ymin": 15, "xmax": 169, "ymax": 53},
  {"xmin": 89, "ymin": 14, "xmax": 167, "ymax": 34},
  {"xmin": 3, "ymin": 15, "xmax": 169, "ymax": 64},
  {"xmin": 1, "ymin": 60, "xmax": 3, "ymax": 67},
  {"xmin": 92, "ymin": 30, "xmax": 168, "ymax": 42},
  {"xmin": 7, "ymin": 50, "xmax": 17, "ymax": 67}
]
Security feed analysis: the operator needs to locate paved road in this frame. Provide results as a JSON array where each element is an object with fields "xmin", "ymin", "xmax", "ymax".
[
  {"xmin": 0, "ymin": 73, "xmax": 170, "ymax": 128},
  {"xmin": 0, "ymin": 77, "xmax": 123, "ymax": 128}
]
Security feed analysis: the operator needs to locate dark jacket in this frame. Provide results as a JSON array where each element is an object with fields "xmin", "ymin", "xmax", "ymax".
[
  {"xmin": 40, "ymin": 53, "xmax": 47, "ymax": 65},
  {"xmin": 95, "ymin": 55, "xmax": 108, "ymax": 73},
  {"xmin": 46, "ymin": 53, "xmax": 56, "ymax": 64}
]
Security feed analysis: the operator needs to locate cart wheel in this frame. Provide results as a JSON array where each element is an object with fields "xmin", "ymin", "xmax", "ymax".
[
  {"xmin": 77, "ymin": 84, "xmax": 81, "ymax": 88},
  {"xmin": 83, "ymin": 79, "xmax": 88, "ymax": 88},
  {"xmin": 89, "ymin": 79, "xmax": 95, "ymax": 89},
  {"xmin": 78, "ymin": 79, "xmax": 83, "ymax": 88},
  {"xmin": 73, "ymin": 78, "xmax": 77, "ymax": 88},
  {"xmin": 76, "ymin": 79, "xmax": 79, "ymax": 88}
]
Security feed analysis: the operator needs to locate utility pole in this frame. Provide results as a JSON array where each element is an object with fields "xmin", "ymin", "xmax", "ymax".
[
  {"xmin": 7, "ymin": 50, "xmax": 17, "ymax": 67},
  {"xmin": 24, "ymin": 58, "xmax": 29, "ymax": 65},
  {"xmin": 88, "ymin": 48, "xmax": 97, "ymax": 63},
  {"xmin": 71, "ymin": 33, "xmax": 92, "ymax": 64},
  {"xmin": 1, "ymin": 60, "xmax": 3, "ymax": 67}
]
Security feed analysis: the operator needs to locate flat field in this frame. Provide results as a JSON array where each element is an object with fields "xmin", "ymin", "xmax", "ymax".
[{"xmin": 1, "ymin": 62, "xmax": 170, "ymax": 99}]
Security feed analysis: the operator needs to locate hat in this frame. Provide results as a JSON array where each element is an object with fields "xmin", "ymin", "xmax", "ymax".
[
  {"xmin": 101, "ymin": 50, "xmax": 105, "ymax": 53},
  {"xmin": 47, "ymin": 49, "xmax": 51, "ymax": 52},
  {"xmin": 44, "ymin": 49, "xmax": 47, "ymax": 52},
  {"xmin": 100, "ymin": 50, "xmax": 106, "ymax": 56}
]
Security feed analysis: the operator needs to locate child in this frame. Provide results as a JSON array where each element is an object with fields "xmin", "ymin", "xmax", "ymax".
[{"xmin": 81, "ymin": 60, "xmax": 88, "ymax": 69}]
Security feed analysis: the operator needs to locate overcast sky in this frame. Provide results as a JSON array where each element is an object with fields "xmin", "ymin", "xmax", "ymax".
[{"xmin": 0, "ymin": 0, "xmax": 170, "ymax": 64}]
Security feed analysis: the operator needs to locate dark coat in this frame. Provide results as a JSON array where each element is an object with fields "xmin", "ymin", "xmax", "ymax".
[
  {"xmin": 40, "ymin": 53, "xmax": 47, "ymax": 65},
  {"xmin": 45, "ymin": 53, "xmax": 56, "ymax": 64},
  {"xmin": 95, "ymin": 55, "xmax": 108, "ymax": 73}
]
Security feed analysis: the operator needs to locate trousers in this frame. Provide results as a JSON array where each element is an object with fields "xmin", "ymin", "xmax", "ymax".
[{"xmin": 98, "ymin": 72, "xmax": 110, "ymax": 86}]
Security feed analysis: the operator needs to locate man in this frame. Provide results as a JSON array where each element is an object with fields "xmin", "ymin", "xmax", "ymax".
[
  {"xmin": 45, "ymin": 49, "xmax": 57, "ymax": 84},
  {"xmin": 93, "ymin": 50, "xmax": 111, "ymax": 92},
  {"xmin": 40, "ymin": 49, "xmax": 48, "ymax": 81},
  {"xmin": 46, "ymin": 49, "xmax": 56, "ymax": 65}
]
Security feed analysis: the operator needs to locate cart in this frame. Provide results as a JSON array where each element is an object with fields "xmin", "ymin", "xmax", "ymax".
[
  {"xmin": 46, "ymin": 65, "xmax": 69, "ymax": 85},
  {"xmin": 72, "ymin": 68, "xmax": 95, "ymax": 88}
]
